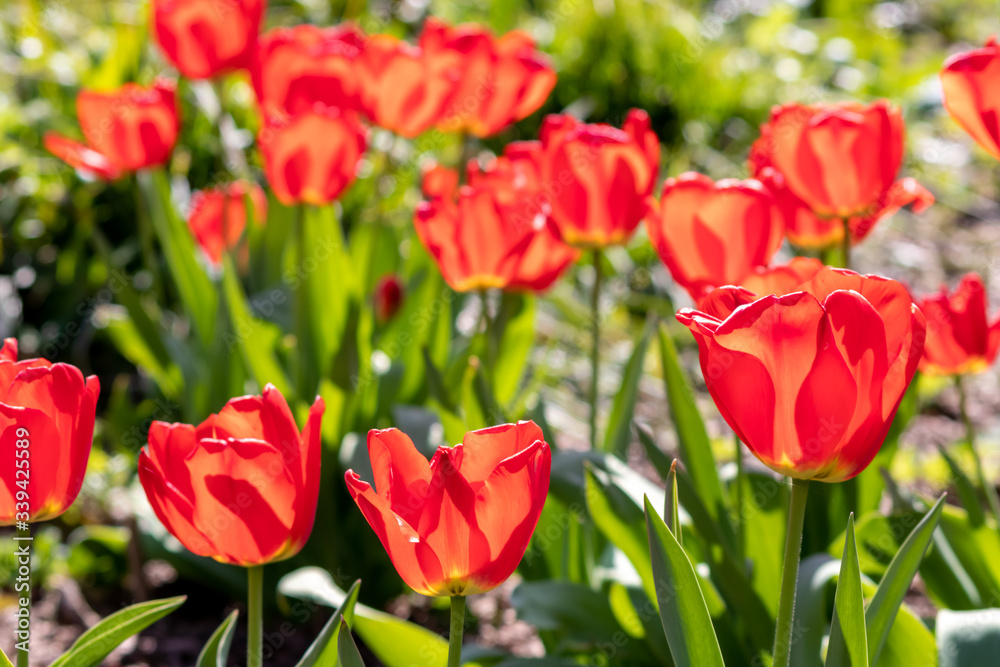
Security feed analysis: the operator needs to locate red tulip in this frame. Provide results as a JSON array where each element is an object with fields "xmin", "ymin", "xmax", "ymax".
[
  {"xmin": 916, "ymin": 273, "xmax": 1000, "ymax": 376},
  {"xmin": 345, "ymin": 421, "xmax": 551, "ymax": 596},
  {"xmin": 253, "ymin": 24, "xmax": 365, "ymax": 117},
  {"xmin": 374, "ymin": 275, "xmax": 404, "ymax": 322},
  {"xmin": 0, "ymin": 339, "xmax": 99, "ymax": 525},
  {"xmin": 419, "ymin": 18, "xmax": 556, "ymax": 137},
  {"xmin": 751, "ymin": 101, "xmax": 907, "ymax": 219},
  {"xmin": 138, "ymin": 384, "xmax": 324, "ymax": 566},
  {"xmin": 680, "ymin": 268, "xmax": 925, "ymax": 482},
  {"xmin": 187, "ymin": 181, "xmax": 267, "ymax": 264},
  {"xmin": 738, "ymin": 257, "xmax": 825, "ymax": 298},
  {"xmin": 645, "ymin": 173, "xmax": 782, "ymax": 301},
  {"xmin": 259, "ymin": 108, "xmax": 366, "ymax": 206},
  {"xmin": 151, "ymin": 0, "xmax": 265, "ymax": 79},
  {"xmin": 941, "ymin": 38, "xmax": 1000, "ymax": 161},
  {"xmin": 540, "ymin": 109, "xmax": 659, "ymax": 248},
  {"xmin": 46, "ymin": 81, "xmax": 180, "ymax": 176},
  {"xmin": 415, "ymin": 142, "xmax": 580, "ymax": 292}
]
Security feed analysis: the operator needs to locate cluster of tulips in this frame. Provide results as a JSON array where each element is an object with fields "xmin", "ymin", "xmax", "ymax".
[{"xmin": 6, "ymin": 0, "xmax": 1000, "ymax": 663}]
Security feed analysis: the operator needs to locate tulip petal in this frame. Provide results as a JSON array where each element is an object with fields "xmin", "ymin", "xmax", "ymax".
[
  {"xmin": 460, "ymin": 421, "xmax": 545, "ymax": 485},
  {"xmin": 0, "ymin": 403, "xmax": 63, "ymax": 523},
  {"xmin": 367, "ymin": 427, "xmax": 432, "ymax": 526},
  {"xmin": 138, "ymin": 448, "xmax": 217, "ymax": 557}
]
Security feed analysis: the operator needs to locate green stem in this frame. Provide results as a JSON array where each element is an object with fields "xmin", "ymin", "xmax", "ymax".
[
  {"xmin": 133, "ymin": 174, "xmax": 164, "ymax": 302},
  {"xmin": 447, "ymin": 595, "xmax": 466, "ymax": 667},
  {"xmin": 734, "ymin": 434, "xmax": 745, "ymax": 565},
  {"xmin": 15, "ymin": 524, "xmax": 29, "ymax": 667},
  {"xmin": 840, "ymin": 218, "xmax": 851, "ymax": 270},
  {"xmin": 480, "ymin": 289, "xmax": 497, "ymax": 383},
  {"xmin": 956, "ymin": 376, "xmax": 1000, "ymax": 539},
  {"xmin": 247, "ymin": 565, "xmax": 264, "ymax": 667},
  {"xmin": 294, "ymin": 206, "xmax": 308, "ymax": 399},
  {"xmin": 772, "ymin": 478, "xmax": 810, "ymax": 667},
  {"xmin": 589, "ymin": 249, "xmax": 603, "ymax": 450}
]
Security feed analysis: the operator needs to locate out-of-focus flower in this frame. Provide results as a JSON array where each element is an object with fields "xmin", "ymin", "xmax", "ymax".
[
  {"xmin": 540, "ymin": 109, "xmax": 659, "ymax": 248},
  {"xmin": 0, "ymin": 339, "xmax": 99, "ymax": 525},
  {"xmin": 138, "ymin": 384, "xmax": 324, "ymax": 566},
  {"xmin": 374, "ymin": 275, "xmax": 404, "ymax": 322},
  {"xmin": 259, "ymin": 108, "xmax": 366, "ymax": 206},
  {"xmin": 253, "ymin": 24, "xmax": 365, "ymax": 116},
  {"xmin": 46, "ymin": 81, "xmax": 180, "ymax": 176},
  {"xmin": 916, "ymin": 273, "xmax": 1000, "ymax": 376},
  {"xmin": 187, "ymin": 181, "xmax": 267, "ymax": 264},
  {"xmin": 151, "ymin": 0, "xmax": 265, "ymax": 79},
  {"xmin": 645, "ymin": 173, "xmax": 782, "ymax": 301},
  {"xmin": 415, "ymin": 143, "xmax": 579, "ymax": 292},
  {"xmin": 941, "ymin": 37, "xmax": 1000, "ymax": 161},
  {"xmin": 345, "ymin": 421, "xmax": 551, "ymax": 597}
]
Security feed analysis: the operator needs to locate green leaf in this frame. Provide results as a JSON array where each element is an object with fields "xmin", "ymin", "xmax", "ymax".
[
  {"xmin": 644, "ymin": 495, "xmax": 725, "ymax": 667},
  {"xmin": 51, "ymin": 595, "xmax": 186, "ymax": 667},
  {"xmin": 937, "ymin": 609, "xmax": 1000, "ymax": 667},
  {"xmin": 196, "ymin": 610, "xmax": 238, "ymax": 667},
  {"xmin": 603, "ymin": 319, "xmax": 653, "ymax": 455},
  {"xmin": 936, "ymin": 444, "xmax": 984, "ymax": 526},
  {"xmin": 826, "ymin": 514, "xmax": 868, "ymax": 667},
  {"xmin": 866, "ymin": 495, "xmax": 945, "ymax": 666},
  {"xmin": 295, "ymin": 580, "xmax": 361, "ymax": 667},
  {"xmin": 0, "ymin": 645, "xmax": 13, "ymax": 667},
  {"xmin": 493, "ymin": 293, "xmax": 536, "ymax": 407},
  {"xmin": 337, "ymin": 619, "xmax": 367, "ymax": 667}
]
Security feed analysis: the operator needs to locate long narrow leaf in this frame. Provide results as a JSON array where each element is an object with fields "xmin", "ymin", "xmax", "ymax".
[
  {"xmin": 196, "ymin": 610, "xmax": 238, "ymax": 667},
  {"xmin": 603, "ymin": 320, "xmax": 653, "ymax": 455},
  {"xmin": 337, "ymin": 620, "xmax": 367, "ymax": 667},
  {"xmin": 294, "ymin": 580, "xmax": 361, "ymax": 667},
  {"xmin": 826, "ymin": 514, "xmax": 868, "ymax": 667}
]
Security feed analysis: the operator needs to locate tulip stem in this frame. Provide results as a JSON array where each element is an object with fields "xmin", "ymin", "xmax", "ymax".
[
  {"xmin": 734, "ymin": 434, "xmax": 745, "ymax": 565},
  {"xmin": 589, "ymin": 249, "xmax": 603, "ymax": 450},
  {"xmin": 15, "ymin": 524, "xmax": 29, "ymax": 667},
  {"xmin": 956, "ymin": 376, "xmax": 1000, "ymax": 538},
  {"xmin": 247, "ymin": 565, "xmax": 263, "ymax": 667},
  {"xmin": 294, "ymin": 205, "xmax": 309, "ymax": 399},
  {"xmin": 773, "ymin": 477, "xmax": 809, "ymax": 667},
  {"xmin": 840, "ymin": 218, "xmax": 851, "ymax": 270},
  {"xmin": 480, "ymin": 289, "xmax": 497, "ymax": 383},
  {"xmin": 447, "ymin": 595, "xmax": 466, "ymax": 667}
]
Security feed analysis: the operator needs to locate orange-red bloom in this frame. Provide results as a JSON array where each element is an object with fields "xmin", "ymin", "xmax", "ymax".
[
  {"xmin": 941, "ymin": 38, "xmax": 1000, "ymax": 161},
  {"xmin": 253, "ymin": 24, "xmax": 365, "ymax": 117},
  {"xmin": 645, "ymin": 173, "xmax": 782, "ymax": 301},
  {"xmin": 138, "ymin": 384, "xmax": 324, "ymax": 566},
  {"xmin": 345, "ymin": 421, "xmax": 551, "ymax": 597},
  {"xmin": 738, "ymin": 257, "xmax": 825, "ymax": 297},
  {"xmin": 418, "ymin": 18, "xmax": 556, "ymax": 137},
  {"xmin": 540, "ymin": 109, "xmax": 659, "ymax": 248},
  {"xmin": 680, "ymin": 268, "xmax": 925, "ymax": 482},
  {"xmin": 151, "ymin": 0, "xmax": 265, "ymax": 79},
  {"xmin": 259, "ymin": 109, "xmax": 366, "ymax": 206},
  {"xmin": 46, "ymin": 81, "xmax": 180, "ymax": 176},
  {"xmin": 187, "ymin": 181, "xmax": 267, "ymax": 264},
  {"xmin": 0, "ymin": 339, "xmax": 99, "ymax": 525},
  {"xmin": 916, "ymin": 273, "xmax": 1000, "ymax": 376}
]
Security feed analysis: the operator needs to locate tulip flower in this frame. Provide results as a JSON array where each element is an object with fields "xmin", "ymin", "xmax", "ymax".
[
  {"xmin": 419, "ymin": 18, "xmax": 556, "ymax": 137},
  {"xmin": 415, "ymin": 143, "xmax": 579, "ymax": 293},
  {"xmin": 258, "ymin": 108, "xmax": 366, "ymax": 206},
  {"xmin": 187, "ymin": 181, "xmax": 267, "ymax": 265},
  {"xmin": 916, "ymin": 273, "xmax": 1000, "ymax": 376},
  {"xmin": 373, "ymin": 274, "xmax": 404, "ymax": 323},
  {"xmin": 151, "ymin": 0, "xmax": 265, "ymax": 79},
  {"xmin": 940, "ymin": 38, "xmax": 1000, "ymax": 161},
  {"xmin": 645, "ymin": 173, "xmax": 783, "ymax": 301},
  {"xmin": 45, "ymin": 80, "xmax": 180, "ymax": 176},
  {"xmin": 253, "ymin": 24, "xmax": 365, "ymax": 117},
  {"xmin": 738, "ymin": 257, "xmax": 825, "ymax": 298},
  {"xmin": 0, "ymin": 338, "xmax": 100, "ymax": 526}
]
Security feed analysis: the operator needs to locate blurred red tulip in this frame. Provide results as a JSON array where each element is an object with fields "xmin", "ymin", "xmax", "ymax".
[
  {"xmin": 151, "ymin": 0, "xmax": 265, "ymax": 79},
  {"xmin": 645, "ymin": 173, "xmax": 783, "ymax": 301},
  {"xmin": 345, "ymin": 421, "xmax": 550, "ymax": 596},
  {"xmin": 0, "ymin": 339, "xmax": 99, "ymax": 525},
  {"xmin": 415, "ymin": 143, "xmax": 580, "ymax": 292},
  {"xmin": 941, "ymin": 38, "xmax": 1000, "ymax": 161},
  {"xmin": 253, "ymin": 24, "xmax": 365, "ymax": 117},
  {"xmin": 187, "ymin": 181, "xmax": 267, "ymax": 264},
  {"xmin": 916, "ymin": 273, "xmax": 1000, "ymax": 376},
  {"xmin": 259, "ymin": 109, "xmax": 366, "ymax": 206},
  {"xmin": 43, "ymin": 132, "xmax": 123, "ymax": 181},
  {"xmin": 374, "ymin": 275, "xmax": 404, "ymax": 322},
  {"xmin": 680, "ymin": 268, "xmax": 925, "ymax": 482},
  {"xmin": 738, "ymin": 257, "xmax": 825, "ymax": 297},
  {"xmin": 540, "ymin": 109, "xmax": 659, "ymax": 248},
  {"xmin": 419, "ymin": 18, "xmax": 556, "ymax": 137},
  {"xmin": 138, "ymin": 384, "xmax": 324, "ymax": 566},
  {"xmin": 751, "ymin": 101, "xmax": 907, "ymax": 220}
]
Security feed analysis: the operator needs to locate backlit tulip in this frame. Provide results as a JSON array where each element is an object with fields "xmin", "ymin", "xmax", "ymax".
[
  {"xmin": 540, "ymin": 109, "xmax": 659, "ymax": 248},
  {"xmin": 253, "ymin": 24, "xmax": 365, "ymax": 117},
  {"xmin": 0, "ymin": 339, "xmax": 99, "ymax": 525},
  {"xmin": 916, "ymin": 273, "xmax": 1000, "ymax": 376},
  {"xmin": 259, "ymin": 109, "xmax": 366, "ymax": 206},
  {"xmin": 679, "ymin": 268, "xmax": 925, "ymax": 482},
  {"xmin": 138, "ymin": 384, "xmax": 324, "ymax": 566},
  {"xmin": 941, "ymin": 38, "xmax": 1000, "ymax": 161},
  {"xmin": 345, "ymin": 421, "xmax": 551, "ymax": 597},
  {"xmin": 645, "ymin": 173, "xmax": 783, "ymax": 301},
  {"xmin": 415, "ymin": 143, "xmax": 580, "ymax": 292},
  {"xmin": 187, "ymin": 181, "xmax": 267, "ymax": 264},
  {"xmin": 46, "ymin": 81, "xmax": 180, "ymax": 175},
  {"xmin": 151, "ymin": 0, "xmax": 265, "ymax": 79},
  {"xmin": 419, "ymin": 18, "xmax": 556, "ymax": 137}
]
